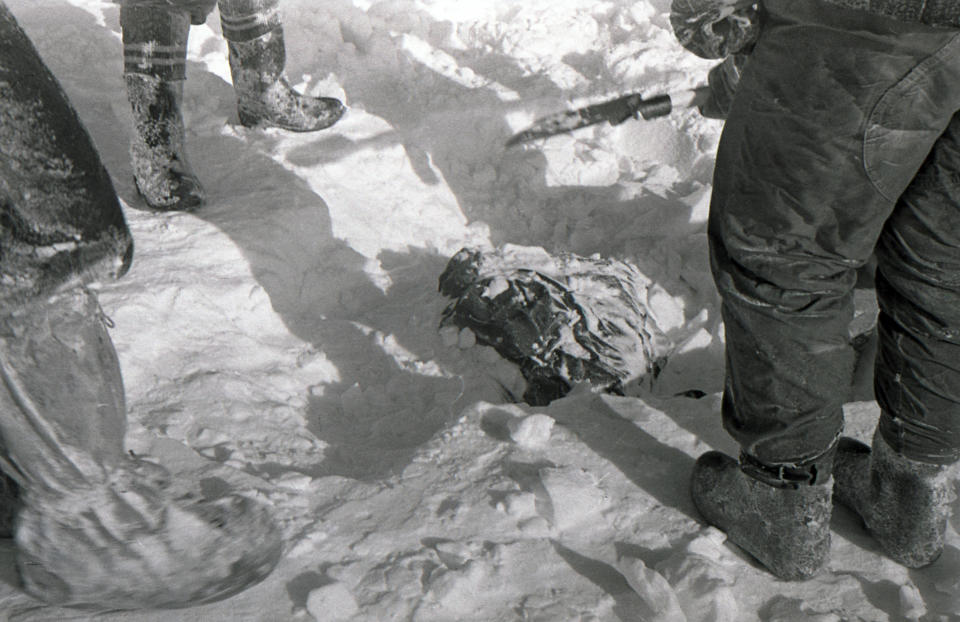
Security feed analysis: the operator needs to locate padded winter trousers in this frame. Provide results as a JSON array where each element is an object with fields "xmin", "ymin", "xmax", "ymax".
[{"xmin": 711, "ymin": 0, "xmax": 960, "ymax": 472}]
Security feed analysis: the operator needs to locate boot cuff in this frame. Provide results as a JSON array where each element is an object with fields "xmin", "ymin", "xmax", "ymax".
[
  {"xmin": 219, "ymin": 2, "xmax": 281, "ymax": 42},
  {"xmin": 120, "ymin": 6, "xmax": 190, "ymax": 79},
  {"xmin": 740, "ymin": 443, "xmax": 837, "ymax": 489},
  {"xmin": 123, "ymin": 43, "xmax": 187, "ymax": 80}
]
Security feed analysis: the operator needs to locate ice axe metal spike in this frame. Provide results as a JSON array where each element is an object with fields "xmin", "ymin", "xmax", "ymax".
[{"xmin": 505, "ymin": 86, "xmax": 712, "ymax": 148}]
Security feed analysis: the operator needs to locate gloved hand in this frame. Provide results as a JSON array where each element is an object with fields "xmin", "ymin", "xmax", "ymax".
[
  {"xmin": 699, "ymin": 53, "xmax": 748, "ymax": 119},
  {"xmin": 670, "ymin": 0, "xmax": 760, "ymax": 59}
]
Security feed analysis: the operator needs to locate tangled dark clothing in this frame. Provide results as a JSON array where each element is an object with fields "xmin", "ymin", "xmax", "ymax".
[
  {"xmin": 712, "ymin": 0, "xmax": 960, "ymax": 481},
  {"xmin": 0, "ymin": 6, "xmax": 132, "ymax": 311}
]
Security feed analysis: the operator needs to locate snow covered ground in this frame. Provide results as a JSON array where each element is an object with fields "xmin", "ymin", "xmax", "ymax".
[{"xmin": 1, "ymin": 0, "xmax": 958, "ymax": 620}]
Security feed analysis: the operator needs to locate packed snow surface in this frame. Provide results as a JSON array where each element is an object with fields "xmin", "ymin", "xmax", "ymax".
[{"xmin": 2, "ymin": 0, "xmax": 958, "ymax": 620}]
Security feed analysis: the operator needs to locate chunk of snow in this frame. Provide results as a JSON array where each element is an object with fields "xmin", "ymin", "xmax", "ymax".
[
  {"xmin": 306, "ymin": 583, "xmax": 359, "ymax": 621},
  {"xmin": 616, "ymin": 556, "xmax": 687, "ymax": 622},
  {"xmin": 656, "ymin": 530, "xmax": 741, "ymax": 622},
  {"xmin": 899, "ymin": 583, "xmax": 926, "ymax": 621},
  {"xmin": 539, "ymin": 465, "xmax": 609, "ymax": 530},
  {"xmin": 507, "ymin": 413, "xmax": 555, "ymax": 448},
  {"xmin": 499, "ymin": 491, "xmax": 537, "ymax": 517}
]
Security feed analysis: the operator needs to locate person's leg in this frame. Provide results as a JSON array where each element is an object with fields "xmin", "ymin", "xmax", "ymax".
[
  {"xmin": 1, "ymin": 5, "xmax": 280, "ymax": 608},
  {"xmin": 833, "ymin": 110, "xmax": 960, "ymax": 567},
  {"xmin": 121, "ymin": 4, "xmax": 205, "ymax": 210},
  {"xmin": 692, "ymin": 0, "xmax": 960, "ymax": 579},
  {"xmin": 3, "ymin": 290, "xmax": 282, "ymax": 610},
  {"xmin": 217, "ymin": 0, "xmax": 344, "ymax": 131}
]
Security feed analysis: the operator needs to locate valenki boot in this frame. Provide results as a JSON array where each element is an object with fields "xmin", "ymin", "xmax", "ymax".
[
  {"xmin": 0, "ymin": 289, "xmax": 282, "ymax": 609},
  {"xmin": 121, "ymin": 6, "xmax": 205, "ymax": 211},
  {"xmin": 219, "ymin": 0, "xmax": 345, "ymax": 131},
  {"xmin": 833, "ymin": 430, "xmax": 956, "ymax": 567},
  {"xmin": 690, "ymin": 450, "xmax": 834, "ymax": 580}
]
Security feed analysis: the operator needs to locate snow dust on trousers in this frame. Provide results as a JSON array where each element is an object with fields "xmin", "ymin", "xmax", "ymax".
[{"xmin": 712, "ymin": 0, "xmax": 960, "ymax": 480}]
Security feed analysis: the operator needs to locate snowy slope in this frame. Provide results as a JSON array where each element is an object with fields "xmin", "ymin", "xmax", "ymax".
[{"xmin": 1, "ymin": 0, "xmax": 958, "ymax": 620}]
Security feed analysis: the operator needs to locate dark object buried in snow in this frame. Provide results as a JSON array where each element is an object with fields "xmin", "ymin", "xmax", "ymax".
[{"xmin": 439, "ymin": 246, "xmax": 672, "ymax": 406}]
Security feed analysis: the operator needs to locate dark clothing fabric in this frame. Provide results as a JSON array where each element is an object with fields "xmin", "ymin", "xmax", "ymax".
[
  {"xmin": 822, "ymin": 0, "xmax": 960, "ymax": 27},
  {"xmin": 117, "ymin": 0, "xmax": 218, "ymax": 24},
  {"xmin": 0, "ymin": 5, "xmax": 132, "ymax": 312},
  {"xmin": 711, "ymin": 0, "xmax": 960, "ymax": 468},
  {"xmin": 670, "ymin": 0, "xmax": 960, "ymax": 62}
]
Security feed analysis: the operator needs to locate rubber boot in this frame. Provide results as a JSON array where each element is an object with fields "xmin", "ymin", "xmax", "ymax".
[
  {"xmin": 690, "ymin": 450, "xmax": 834, "ymax": 580},
  {"xmin": 833, "ymin": 430, "xmax": 956, "ymax": 567},
  {"xmin": 0, "ymin": 289, "xmax": 281, "ymax": 609},
  {"xmin": 121, "ymin": 5, "xmax": 205, "ymax": 211},
  {"xmin": 219, "ymin": 0, "xmax": 345, "ymax": 131}
]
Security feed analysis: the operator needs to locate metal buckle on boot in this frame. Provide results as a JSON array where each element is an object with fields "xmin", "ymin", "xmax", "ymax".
[{"xmin": 739, "ymin": 447, "xmax": 836, "ymax": 489}]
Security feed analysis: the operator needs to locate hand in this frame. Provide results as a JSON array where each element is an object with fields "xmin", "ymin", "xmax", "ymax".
[{"xmin": 698, "ymin": 54, "xmax": 748, "ymax": 119}]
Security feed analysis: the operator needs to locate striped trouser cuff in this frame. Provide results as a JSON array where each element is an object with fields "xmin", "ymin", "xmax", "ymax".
[
  {"xmin": 124, "ymin": 43, "xmax": 187, "ymax": 80},
  {"xmin": 219, "ymin": 2, "xmax": 281, "ymax": 42}
]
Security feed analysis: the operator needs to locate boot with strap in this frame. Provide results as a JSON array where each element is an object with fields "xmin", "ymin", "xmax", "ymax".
[
  {"xmin": 833, "ymin": 430, "xmax": 956, "ymax": 567},
  {"xmin": 121, "ymin": 5, "xmax": 205, "ymax": 211},
  {"xmin": 690, "ymin": 447, "xmax": 835, "ymax": 580},
  {"xmin": 219, "ymin": 0, "xmax": 345, "ymax": 131}
]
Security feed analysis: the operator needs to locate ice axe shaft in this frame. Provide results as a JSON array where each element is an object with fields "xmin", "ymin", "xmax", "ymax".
[{"xmin": 506, "ymin": 86, "xmax": 711, "ymax": 147}]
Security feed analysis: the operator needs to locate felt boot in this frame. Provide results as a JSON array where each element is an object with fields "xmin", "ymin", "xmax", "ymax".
[
  {"xmin": 833, "ymin": 430, "xmax": 956, "ymax": 567},
  {"xmin": 690, "ymin": 450, "xmax": 833, "ymax": 580},
  {"xmin": 219, "ymin": 0, "xmax": 344, "ymax": 131},
  {"xmin": 122, "ymin": 6, "xmax": 205, "ymax": 211},
  {"xmin": 0, "ymin": 289, "xmax": 281, "ymax": 609}
]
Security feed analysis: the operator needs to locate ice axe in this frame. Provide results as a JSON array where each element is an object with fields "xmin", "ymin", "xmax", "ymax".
[{"xmin": 505, "ymin": 85, "xmax": 712, "ymax": 147}]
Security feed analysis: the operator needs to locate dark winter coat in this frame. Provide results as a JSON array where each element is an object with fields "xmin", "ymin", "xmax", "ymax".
[
  {"xmin": 0, "ymin": 6, "xmax": 132, "ymax": 312},
  {"xmin": 672, "ymin": 0, "xmax": 960, "ymax": 61},
  {"xmin": 822, "ymin": 0, "xmax": 960, "ymax": 27}
]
